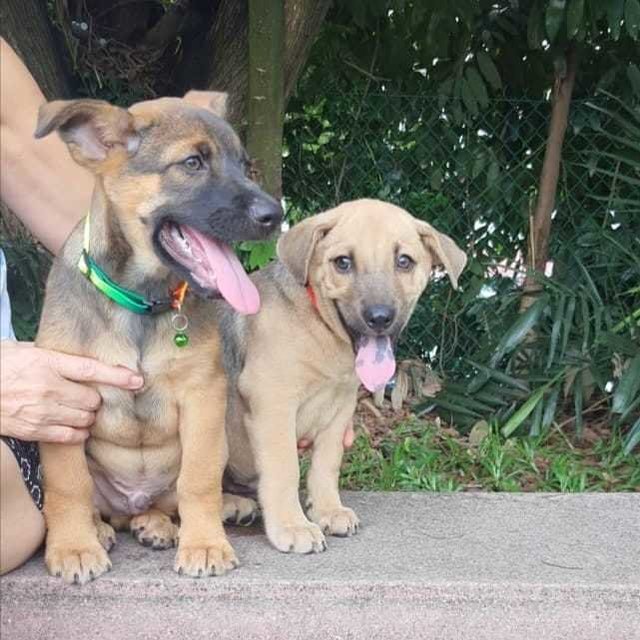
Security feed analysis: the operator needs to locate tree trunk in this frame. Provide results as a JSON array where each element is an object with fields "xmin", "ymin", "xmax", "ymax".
[
  {"xmin": 521, "ymin": 47, "xmax": 578, "ymax": 311},
  {"xmin": 246, "ymin": 1, "xmax": 285, "ymax": 199},
  {"xmin": 0, "ymin": 0, "xmax": 72, "ymax": 99},
  {"xmin": 174, "ymin": 0, "xmax": 331, "ymax": 129}
]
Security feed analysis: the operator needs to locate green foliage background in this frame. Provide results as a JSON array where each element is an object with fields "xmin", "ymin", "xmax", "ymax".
[{"xmin": 2, "ymin": 0, "xmax": 639, "ymax": 453}]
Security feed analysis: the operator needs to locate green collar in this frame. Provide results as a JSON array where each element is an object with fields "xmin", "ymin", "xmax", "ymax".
[
  {"xmin": 78, "ymin": 250, "xmax": 174, "ymax": 315},
  {"xmin": 77, "ymin": 213, "xmax": 191, "ymax": 346}
]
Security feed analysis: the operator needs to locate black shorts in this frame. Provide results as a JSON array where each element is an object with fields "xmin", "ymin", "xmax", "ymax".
[{"xmin": 1, "ymin": 437, "xmax": 43, "ymax": 510}]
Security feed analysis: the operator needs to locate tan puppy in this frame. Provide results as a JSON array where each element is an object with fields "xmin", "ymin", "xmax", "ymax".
[
  {"xmin": 34, "ymin": 92, "xmax": 282, "ymax": 583},
  {"xmin": 218, "ymin": 199, "xmax": 466, "ymax": 553}
]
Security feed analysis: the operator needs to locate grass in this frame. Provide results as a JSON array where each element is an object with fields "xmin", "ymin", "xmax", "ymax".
[{"xmin": 335, "ymin": 418, "xmax": 640, "ymax": 493}]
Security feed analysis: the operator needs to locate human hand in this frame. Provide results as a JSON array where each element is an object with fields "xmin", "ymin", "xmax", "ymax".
[
  {"xmin": 0, "ymin": 341, "xmax": 143, "ymax": 444},
  {"xmin": 297, "ymin": 420, "xmax": 355, "ymax": 453}
]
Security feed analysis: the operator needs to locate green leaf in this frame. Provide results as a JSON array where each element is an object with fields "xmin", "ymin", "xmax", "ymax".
[
  {"xmin": 465, "ymin": 67, "xmax": 489, "ymax": 109},
  {"xmin": 472, "ymin": 150, "xmax": 487, "ymax": 179},
  {"xmin": 528, "ymin": 1, "xmax": 545, "ymax": 48},
  {"xmin": 627, "ymin": 64, "xmax": 640, "ymax": 97},
  {"xmin": 567, "ymin": 0, "xmax": 584, "ymax": 37},
  {"xmin": 438, "ymin": 78, "xmax": 455, "ymax": 97},
  {"xmin": 467, "ymin": 369, "xmax": 492, "ymax": 393},
  {"xmin": 529, "ymin": 399, "xmax": 544, "ymax": 437},
  {"xmin": 476, "ymin": 51, "xmax": 502, "ymax": 91},
  {"xmin": 241, "ymin": 240, "xmax": 276, "ymax": 270},
  {"xmin": 580, "ymin": 294, "xmax": 591, "ymax": 353},
  {"xmin": 486, "ymin": 159, "xmax": 500, "ymax": 192},
  {"xmin": 426, "ymin": 397, "xmax": 483, "ymax": 418},
  {"xmin": 612, "ymin": 354, "xmax": 640, "ymax": 414},
  {"xmin": 489, "ymin": 296, "xmax": 548, "ymax": 367},
  {"xmin": 574, "ymin": 370, "xmax": 584, "ymax": 439},
  {"xmin": 625, "ymin": 0, "xmax": 640, "ymax": 38},
  {"xmin": 606, "ymin": 0, "xmax": 625, "ymax": 40},
  {"xmin": 546, "ymin": 0, "xmax": 567, "ymax": 42},
  {"xmin": 597, "ymin": 66, "xmax": 618, "ymax": 91},
  {"xmin": 623, "ymin": 417, "xmax": 640, "ymax": 455},
  {"xmin": 546, "ymin": 294, "xmax": 566, "ymax": 369},
  {"xmin": 541, "ymin": 387, "xmax": 561, "ymax": 431},
  {"xmin": 430, "ymin": 168, "xmax": 444, "ymax": 190},
  {"xmin": 467, "ymin": 361, "xmax": 530, "ymax": 393},
  {"xmin": 560, "ymin": 296, "xmax": 577, "ymax": 358},
  {"xmin": 437, "ymin": 391, "xmax": 496, "ymax": 414},
  {"xmin": 501, "ymin": 385, "xmax": 547, "ymax": 437},
  {"xmin": 461, "ymin": 78, "xmax": 479, "ymax": 117},
  {"xmin": 617, "ymin": 396, "xmax": 640, "ymax": 427}
]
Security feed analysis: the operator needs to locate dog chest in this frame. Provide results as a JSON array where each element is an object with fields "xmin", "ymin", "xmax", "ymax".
[
  {"xmin": 296, "ymin": 377, "xmax": 359, "ymax": 440},
  {"xmin": 92, "ymin": 383, "xmax": 179, "ymax": 446}
]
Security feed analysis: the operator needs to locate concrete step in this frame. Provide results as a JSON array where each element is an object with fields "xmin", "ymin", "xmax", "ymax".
[{"xmin": 2, "ymin": 492, "xmax": 639, "ymax": 640}]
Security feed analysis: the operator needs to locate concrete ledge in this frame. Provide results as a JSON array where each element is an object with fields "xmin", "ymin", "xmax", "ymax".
[{"xmin": 2, "ymin": 493, "xmax": 639, "ymax": 640}]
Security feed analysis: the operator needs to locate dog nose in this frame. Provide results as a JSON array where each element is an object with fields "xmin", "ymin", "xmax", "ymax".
[
  {"xmin": 249, "ymin": 199, "xmax": 283, "ymax": 230},
  {"xmin": 363, "ymin": 304, "xmax": 396, "ymax": 331}
]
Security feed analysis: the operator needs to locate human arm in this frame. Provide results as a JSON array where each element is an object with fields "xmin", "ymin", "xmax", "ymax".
[{"xmin": 0, "ymin": 38, "xmax": 92, "ymax": 254}]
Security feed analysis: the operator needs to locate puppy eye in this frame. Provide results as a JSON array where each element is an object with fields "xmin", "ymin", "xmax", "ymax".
[
  {"xmin": 334, "ymin": 256, "xmax": 353, "ymax": 273},
  {"xmin": 396, "ymin": 254, "xmax": 415, "ymax": 271},
  {"xmin": 183, "ymin": 156, "xmax": 204, "ymax": 171}
]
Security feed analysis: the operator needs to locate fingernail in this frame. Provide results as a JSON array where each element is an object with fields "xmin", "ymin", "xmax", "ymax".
[{"xmin": 129, "ymin": 374, "xmax": 144, "ymax": 389}]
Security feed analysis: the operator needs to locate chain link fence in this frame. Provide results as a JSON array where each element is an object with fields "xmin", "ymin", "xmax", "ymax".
[
  {"xmin": 282, "ymin": 92, "xmax": 627, "ymax": 373},
  {"xmin": 3, "ymin": 89, "xmax": 633, "ymax": 376}
]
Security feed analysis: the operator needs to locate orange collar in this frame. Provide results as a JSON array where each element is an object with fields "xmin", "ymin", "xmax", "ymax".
[{"xmin": 306, "ymin": 284, "xmax": 318, "ymax": 310}]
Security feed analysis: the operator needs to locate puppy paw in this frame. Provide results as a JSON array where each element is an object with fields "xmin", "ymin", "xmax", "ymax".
[
  {"xmin": 95, "ymin": 519, "xmax": 117, "ymax": 551},
  {"xmin": 174, "ymin": 537, "xmax": 239, "ymax": 577},
  {"xmin": 222, "ymin": 493, "xmax": 260, "ymax": 526},
  {"xmin": 131, "ymin": 511, "xmax": 178, "ymax": 550},
  {"xmin": 45, "ymin": 541, "xmax": 112, "ymax": 585},
  {"xmin": 267, "ymin": 520, "xmax": 327, "ymax": 554},
  {"xmin": 308, "ymin": 506, "xmax": 360, "ymax": 537}
]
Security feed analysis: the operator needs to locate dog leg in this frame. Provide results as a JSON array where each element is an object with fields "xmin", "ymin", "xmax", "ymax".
[
  {"xmin": 174, "ymin": 379, "xmax": 238, "ymax": 577},
  {"xmin": 130, "ymin": 509, "xmax": 179, "ymax": 550},
  {"xmin": 306, "ymin": 412, "xmax": 360, "ymax": 538},
  {"xmin": 222, "ymin": 493, "xmax": 260, "ymax": 526},
  {"xmin": 248, "ymin": 402, "xmax": 326, "ymax": 554},
  {"xmin": 40, "ymin": 443, "xmax": 111, "ymax": 584},
  {"xmin": 93, "ymin": 511, "xmax": 117, "ymax": 551}
]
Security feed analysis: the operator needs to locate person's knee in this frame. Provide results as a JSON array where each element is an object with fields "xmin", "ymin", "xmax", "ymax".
[{"xmin": 0, "ymin": 442, "xmax": 45, "ymax": 574}]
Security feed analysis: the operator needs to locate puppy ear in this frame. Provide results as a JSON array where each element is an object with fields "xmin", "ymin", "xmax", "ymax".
[
  {"xmin": 183, "ymin": 90, "xmax": 228, "ymax": 119},
  {"xmin": 35, "ymin": 99, "xmax": 140, "ymax": 169},
  {"xmin": 415, "ymin": 220, "xmax": 467, "ymax": 289},
  {"xmin": 277, "ymin": 209, "xmax": 340, "ymax": 285}
]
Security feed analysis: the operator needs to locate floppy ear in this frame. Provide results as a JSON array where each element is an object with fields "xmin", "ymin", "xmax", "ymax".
[
  {"xmin": 183, "ymin": 90, "xmax": 228, "ymax": 119},
  {"xmin": 415, "ymin": 220, "xmax": 467, "ymax": 289},
  {"xmin": 35, "ymin": 99, "xmax": 140, "ymax": 169},
  {"xmin": 277, "ymin": 209, "xmax": 340, "ymax": 285}
]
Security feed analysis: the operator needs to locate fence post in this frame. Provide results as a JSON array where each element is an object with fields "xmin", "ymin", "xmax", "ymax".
[{"xmin": 246, "ymin": 0, "xmax": 285, "ymax": 200}]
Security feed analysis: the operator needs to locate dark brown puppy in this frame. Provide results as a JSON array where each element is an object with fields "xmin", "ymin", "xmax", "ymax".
[{"xmin": 34, "ymin": 91, "xmax": 282, "ymax": 583}]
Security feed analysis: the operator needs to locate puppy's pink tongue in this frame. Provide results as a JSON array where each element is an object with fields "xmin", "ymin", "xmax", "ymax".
[
  {"xmin": 355, "ymin": 336, "xmax": 396, "ymax": 392},
  {"xmin": 185, "ymin": 228, "xmax": 260, "ymax": 315}
]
